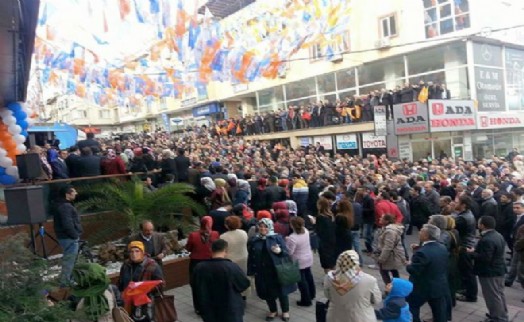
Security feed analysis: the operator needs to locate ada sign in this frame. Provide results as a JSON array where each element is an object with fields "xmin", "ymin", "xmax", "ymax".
[
  {"xmin": 393, "ymin": 102, "xmax": 429, "ymax": 135},
  {"xmin": 428, "ymin": 99, "xmax": 477, "ymax": 132},
  {"xmin": 336, "ymin": 134, "xmax": 358, "ymax": 150}
]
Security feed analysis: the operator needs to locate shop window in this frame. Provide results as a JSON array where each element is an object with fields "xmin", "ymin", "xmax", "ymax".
[
  {"xmin": 424, "ymin": 0, "xmax": 470, "ymax": 38},
  {"xmin": 359, "ymin": 57, "xmax": 405, "ymax": 86},
  {"xmin": 336, "ymin": 68, "xmax": 357, "ymax": 91},
  {"xmin": 317, "ymin": 73, "xmax": 337, "ymax": 93},
  {"xmin": 380, "ymin": 14, "xmax": 397, "ymax": 38},
  {"xmin": 258, "ymin": 87, "xmax": 284, "ymax": 107},
  {"xmin": 285, "ymin": 77, "xmax": 316, "ymax": 101},
  {"xmin": 408, "ymin": 42, "xmax": 466, "ymax": 75}
]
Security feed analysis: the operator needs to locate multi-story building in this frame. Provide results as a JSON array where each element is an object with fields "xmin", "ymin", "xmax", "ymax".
[{"xmin": 48, "ymin": 0, "xmax": 524, "ymax": 160}]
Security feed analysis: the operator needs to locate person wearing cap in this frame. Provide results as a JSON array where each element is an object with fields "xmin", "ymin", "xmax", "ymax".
[
  {"xmin": 323, "ymin": 250, "xmax": 381, "ymax": 322},
  {"xmin": 118, "ymin": 241, "xmax": 164, "ymax": 321}
]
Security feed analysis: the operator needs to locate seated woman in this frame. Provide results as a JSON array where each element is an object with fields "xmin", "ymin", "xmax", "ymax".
[{"xmin": 118, "ymin": 241, "xmax": 163, "ymax": 322}]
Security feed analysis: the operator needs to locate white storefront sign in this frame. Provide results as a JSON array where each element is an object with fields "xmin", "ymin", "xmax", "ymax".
[
  {"xmin": 477, "ymin": 112, "xmax": 524, "ymax": 129},
  {"xmin": 299, "ymin": 137, "xmax": 313, "ymax": 147},
  {"xmin": 398, "ymin": 141, "xmax": 412, "ymax": 160},
  {"xmin": 362, "ymin": 133, "xmax": 386, "ymax": 149},
  {"xmin": 335, "ymin": 134, "xmax": 358, "ymax": 149},
  {"xmin": 428, "ymin": 100, "xmax": 477, "ymax": 132},
  {"xmin": 373, "ymin": 105, "xmax": 387, "ymax": 136},
  {"xmin": 313, "ymin": 136, "xmax": 333, "ymax": 150}
]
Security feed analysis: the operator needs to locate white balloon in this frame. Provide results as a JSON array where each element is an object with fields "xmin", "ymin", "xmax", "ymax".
[
  {"xmin": 0, "ymin": 156, "xmax": 13, "ymax": 168},
  {"xmin": 8, "ymin": 124, "xmax": 22, "ymax": 135},
  {"xmin": 16, "ymin": 144, "xmax": 26, "ymax": 153},
  {"xmin": 3, "ymin": 115, "xmax": 16, "ymax": 125},
  {"xmin": 0, "ymin": 149, "xmax": 6, "ymax": 158},
  {"xmin": 0, "ymin": 109, "xmax": 12, "ymax": 117},
  {"xmin": 6, "ymin": 166, "xmax": 18, "ymax": 177},
  {"xmin": 14, "ymin": 134, "xmax": 26, "ymax": 144}
]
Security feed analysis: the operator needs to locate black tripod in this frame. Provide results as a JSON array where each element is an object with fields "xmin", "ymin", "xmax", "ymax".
[{"xmin": 29, "ymin": 223, "xmax": 59, "ymax": 259}]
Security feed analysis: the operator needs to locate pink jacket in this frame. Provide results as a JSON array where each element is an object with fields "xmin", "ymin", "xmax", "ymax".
[{"xmin": 286, "ymin": 229, "xmax": 314, "ymax": 269}]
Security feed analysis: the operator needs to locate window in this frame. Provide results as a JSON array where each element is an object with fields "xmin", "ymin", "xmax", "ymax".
[
  {"xmin": 380, "ymin": 14, "xmax": 397, "ymax": 38},
  {"xmin": 257, "ymin": 87, "xmax": 284, "ymax": 107},
  {"xmin": 423, "ymin": 0, "xmax": 470, "ymax": 38},
  {"xmin": 336, "ymin": 68, "xmax": 357, "ymax": 91},
  {"xmin": 309, "ymin": 44, "xmax": 323, "ymax": 61},
  {"xmin": 317, "ymin": 73, "xmax": 336, "ymax": 94},
  {"xmin": 73, "ymin": 110, "xmax": 87, "ymax": 120},
  {"xmin": 285, "ymin": 77, "xmax": 316, "ymax": 101}
]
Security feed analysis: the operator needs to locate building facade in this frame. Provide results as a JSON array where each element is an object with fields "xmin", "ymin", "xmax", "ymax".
[{"xmin": 45, "ymin": 0, "xmax": 524, "ymax": 159}]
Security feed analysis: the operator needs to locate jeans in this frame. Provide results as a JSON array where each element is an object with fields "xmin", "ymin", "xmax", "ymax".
[
  {"xmin": 58, "ymin": 238, "xmax": 79, "ymax": 286},
  {"xmin": 266, "ymin": 294, "xmax": 289, "ymax": 313},
  {"xmin": 363, "ymin": 224, "xmax": 374, "ymax": 252},
  {"xmin": 297, "ymin": 267, "xmax": 316, "ymax": 305},
  {"xmin": 351, "ymin": 231, "xmax": 364, "ymax": 265}
]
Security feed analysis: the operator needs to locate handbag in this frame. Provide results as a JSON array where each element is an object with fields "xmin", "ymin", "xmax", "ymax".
[
  {"xmin": 153, "ymin": 288, "xmax": 178, "ymax": 322},
  {"xmin": 275, "ymin": 256, "xmax": 301, "ymax": 286},
  {"xmin": 315, "ymin": 300, "xmax": 329, "ymax": 322},
  {"xmin": 112, "ymin": 307, "xmax": 134, "ymax": 322}
]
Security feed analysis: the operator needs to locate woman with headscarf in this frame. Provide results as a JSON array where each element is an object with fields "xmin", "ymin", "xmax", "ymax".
[
  {"xmin": 252, "ymin": 177, "xmax": 270, "ymax": 215},
  {"xmin": 101, "ymin": 149, "xmax": 126, "ymax": 175},
  {"xmin": 248, "ymin": 218, "xmax": 296, "ymax": 321},
  {"xmin": 227, "ymin": 173, "xmax": 239, "ymax": 201},
  {"xmin": 274, "ymin": 208, "xmax": 291, "ymax": 237},
  {"xmin": 234, "ymin": 179, "xmax": 251, "ymax": 206},
  {"xmin": 313, "ymin": 197, "xmax": 337, "ymax": 272},
  {"xmin": 247, "ymin": 210, "xmax": 272, "ymax": 239},
  {"xmin": 186, "ymin": 216, "xmax": 220, "ymax": 314},
  {"xmin": 121, "ymin": 148, "xmax": 134, "ymax": 167},
  {"xmin": 323, "ymin": 250, "xmax": 381, "ymax": 322},
  {"xmin": 210, "ymin": 178, "xmax": 231, "ymax": 210},
  {"xmin": 159, "ymin": 149, "xmax": 177, "ymax": 184}
]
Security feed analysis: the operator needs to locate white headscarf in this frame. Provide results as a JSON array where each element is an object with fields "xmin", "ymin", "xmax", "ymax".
[{"xmin": 201, "ymin": 177, "xmax": 216, "ymax": 192}]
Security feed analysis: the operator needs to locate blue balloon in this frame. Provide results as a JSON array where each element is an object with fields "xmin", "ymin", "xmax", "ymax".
[
  {"xmin": 18, "ymin": 120, "xmax": 29, "ymax": 130},
  {"xmin": 0, "ymin": 175, "xmax": 17, "ymax": 185},
  {"xmin": 21, "ymin": 130, "xmax": 29, "ymax": 137},
  {"xmin": 0, "ymin": 168, "xmax": 5, "ymax": 176},
  {"xmin": 7, "ymin": 102, "xmax": 22, "ymax": 112},
  {"xmin": 14, "ymin": 110, "xmax": 27, "ymax": 121}
]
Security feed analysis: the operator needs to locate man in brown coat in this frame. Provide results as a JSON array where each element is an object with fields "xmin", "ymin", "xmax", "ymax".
[{"xmin": 127, "ymin": 220, "xmax": 169, "ymax": 266}]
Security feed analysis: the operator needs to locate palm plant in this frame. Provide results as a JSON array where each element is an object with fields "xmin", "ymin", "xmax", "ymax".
[{"xmin": 76, "ymin": 178, "xmax": 205, "ymax": 235}]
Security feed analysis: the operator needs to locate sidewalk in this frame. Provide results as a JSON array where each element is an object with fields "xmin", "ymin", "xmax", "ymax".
[{"xmin": 166, "ymin": 234, "xmax": 524, "ymax": 322}]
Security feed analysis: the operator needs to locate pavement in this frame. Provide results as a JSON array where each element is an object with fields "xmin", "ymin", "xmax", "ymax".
[{"xmin": 166, "ymin": 232, "xmax": 524, "ymax": 322}]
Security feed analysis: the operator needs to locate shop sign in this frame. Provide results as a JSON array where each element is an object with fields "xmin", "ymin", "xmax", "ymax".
[
  {"xmin": 373, "ymin": 105, "xmax": 387, "ymax": 136},
  {"xmin": 505, "ymin": 48, "xmax": 524, "ymax": 111},
  {"xmin": 477, "ymin": 112, "xmax": 524, "ymax": 129},
  {"xmin": 428, "ymin": 99, "xmax": 477, "ymax": 132},
  {"xmin": 475, "ymin": 66, "xmax": 506, "ymax": 112},
  {"xmin": 473, "ymin": 43, "xmax": 503, "ymax": 67},
  {"xmin": 192, "ymin": 103, "xmax": 219, "ymax": 117},
  {"xmin": 398, "ymin": 141, "xmax": 412, "ymax": 160},
  {"xmin": 313, "ymin": 136, "xmax": 333, "ymax": 150},
  {"xmin": 393, "ymin": 102, "xmax": 429, "ymax": 135},
  {"xmin": 362, "ymin": 133, "xmax": 386, "ymax": 149},
  {"xmin": 181, "ymin": 97, "xmax": 197, "ymax": 108},
  {"xmin": 335, "ymin": 134, "xmax": 358, "ymax": 150},
  {"xmin": 386, "ymin": 121, "xmax": 398, "ymax": 158},
  {"xmin": 299, "ymin": 137, "xmax": 313, "ymax": 147}
]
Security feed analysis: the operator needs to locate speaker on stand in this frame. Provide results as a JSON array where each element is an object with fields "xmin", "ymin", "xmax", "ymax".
[
  {"xmin": 5, "ymin": 185, "xmax": 58, "ymax": 258},
  {"xmin": 16, "ymin": 153, "xmax": 43, "ymax": 181}
]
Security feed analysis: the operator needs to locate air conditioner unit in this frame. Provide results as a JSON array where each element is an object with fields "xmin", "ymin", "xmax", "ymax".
[{"xmin": 374, "ymin": 38, "xmax": 391, "ymax": 49}]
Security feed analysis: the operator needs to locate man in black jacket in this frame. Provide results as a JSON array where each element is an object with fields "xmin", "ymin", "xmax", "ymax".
[
  {"xmin": 496, "ymin": 193, "xmax": 515, "ymax": 247},
  {"xmin": 455, "ymin": 195, "xmax": 478, "ymax": 302},
  {"xmin": 174, "ymin": 148, "xmax": 190, "ymax": 183},
  {"xmin": 193, "ymin": 239, "xmax": 250, "ymax": 322},
  {"xmin": 265, "ymin": 176, "xmax": 286, "ymax": 207},
  {"xmin": 407, "ymin": 224, "xmax": 449, "ymax": 322},
  {"xmin": 54, "ymin": 185, "xmax": 83, "ymax": 286},
  {"xmin": 468, "ymin": 216, "xmax": 508, "ymax": 322}
]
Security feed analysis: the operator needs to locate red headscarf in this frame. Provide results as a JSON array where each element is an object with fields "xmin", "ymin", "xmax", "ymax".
[
  {"xmin": 256, "ymin": 210, "xmax": 272, "ymax": 221},
  {"xmin": 257, "ymin": 178, "xmax": 267, "ymax": 191},
  {"xmin": 200, "ymin": 216, "xmax": 213, "ymax": 243}
]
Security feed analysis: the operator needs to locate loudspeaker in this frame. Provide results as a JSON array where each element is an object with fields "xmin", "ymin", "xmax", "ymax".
[
  {"xmin": 5, "ymin": 185, "xmax": 47, "ymax": 225},
  {"xmin": 16, "ymin": 153, "xmax": 42, "ymax": 180}
]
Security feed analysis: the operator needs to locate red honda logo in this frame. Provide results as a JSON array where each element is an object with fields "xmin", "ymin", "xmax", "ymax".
[
  {"xmin": 403, "ymin": 103, "xmax": 417, "ymax": 116},
  {"xmin": 432, "ymin": 103, "xmax": 444, "ymax": 115},
  {"xmin": 480, "ymin": 116, "xmax": 488, "ymax": 127}
]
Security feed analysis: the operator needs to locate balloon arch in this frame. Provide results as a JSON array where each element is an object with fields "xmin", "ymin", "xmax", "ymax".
[{"xmin": 0, "ymin": 102, "xmax": 36, "ymax": 185}]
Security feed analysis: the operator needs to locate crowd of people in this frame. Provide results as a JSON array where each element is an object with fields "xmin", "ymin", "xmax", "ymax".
[
  {"xmin": 44, "ymin": 125, "xmax": 524, "ymax": 322},
  {"xmin": 207, "ymin": 80, "xmax": 451, "ymax": 136}
]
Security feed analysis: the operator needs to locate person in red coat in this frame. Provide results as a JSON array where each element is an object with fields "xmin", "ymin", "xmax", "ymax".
[
  {"xmin": 375, "ymin": 191, "xmax": 403, "ymax": 227},
  {"xmin": 186, "ymin": 216, "xmax": 219, "ymax": 314},
  {"xmin": 100, "ymin": 149, "xmax": 126, "ymax": 175}
]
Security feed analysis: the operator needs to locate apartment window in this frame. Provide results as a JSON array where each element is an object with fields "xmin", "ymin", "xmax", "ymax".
[
  {"xmin": 99, "ymin": 110, "xmax": 111, "ymax": 119},
  {"xmin": 309, "ymin": 44, "xmax": 322, "ymax": 61},
  {"xmin": 73, "ymin": 110, "xmax": 87, "ymax": 120},
  {"xmin": 380, "ymin": 14, "xmax": 397, "ymax": 38},
  {"xmin": 423, "ymin": 0, "xmax": 470, "ymax": 38}
]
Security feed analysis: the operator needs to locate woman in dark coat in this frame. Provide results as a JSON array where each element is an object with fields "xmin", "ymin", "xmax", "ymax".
[
  {"xmin": 248, "ymin": 218, "xmax": 296, "ymax": 321},
  {"xmin": 334, "ymin": 199, "xmax": 354, "ymax": 259},
  {"xmin": 314, "ymin": 197, "xmax": 337, "ymax": 272}
]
